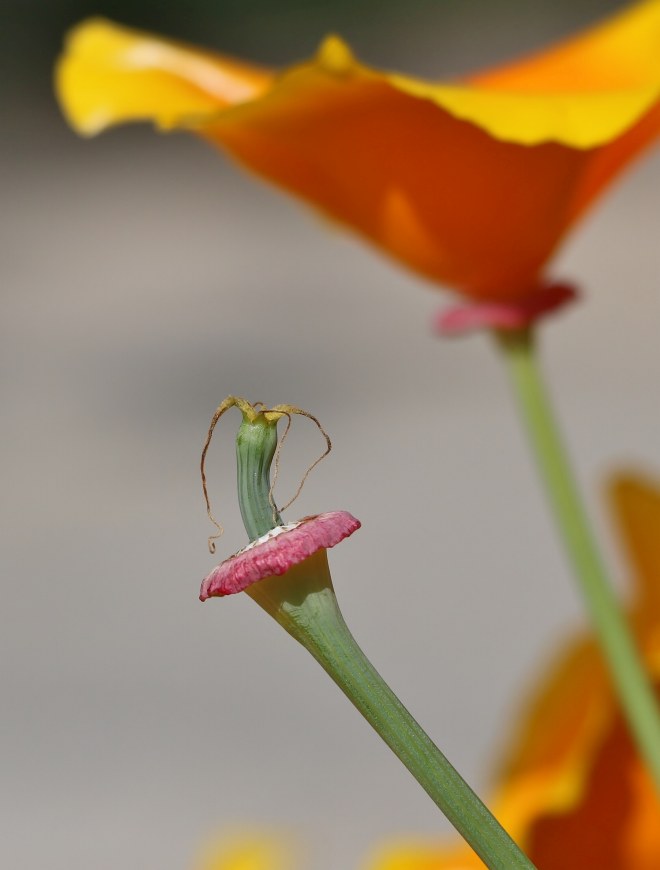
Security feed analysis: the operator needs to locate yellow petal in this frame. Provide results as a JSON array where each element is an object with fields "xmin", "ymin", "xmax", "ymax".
[
  {"xmin": 55, "ymin": 18, "xmax": 273, "ymax": 135},
  {"xmin": 387, "ymin": 75, "xmax": 658, "ymax": 148},
  {"xmin": 391, "ymin": 0, "xmax": 660, "ymax": 150},
  {"xmin": 471, "ymin": 0, "xmax": 660, "ymax": 92}
]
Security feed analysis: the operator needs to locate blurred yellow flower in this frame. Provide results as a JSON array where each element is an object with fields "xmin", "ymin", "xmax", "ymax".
[
  {"xmin": 193, "ymin": 831, "xmax": 295, "ymax": 870},
  {"xmin": 56, "ymin": 2, "xmax": 660, "ymax": 304},
  {"xmin": 365, "ymin": 473, "xmax": 660, "ymax": 869}
]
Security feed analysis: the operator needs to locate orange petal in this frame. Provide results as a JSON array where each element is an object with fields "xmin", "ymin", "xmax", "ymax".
[
  {"xmin": 524, "ymin": 698, "xmax": 660, "ymax": 868},
  {"xmin": 608, "ymin": 472, "xmax": 660, "ymax": 665},
  {"xmin": 467, "ymin": 638, "xmax": 612, "ymax": 858},
  {"xmin": 609, "ymin": 472, "xmax": 660, "ymax": 612},
  {"xmin": 202, "ymin": 57, "xmax": 595, "ymax": 301}
]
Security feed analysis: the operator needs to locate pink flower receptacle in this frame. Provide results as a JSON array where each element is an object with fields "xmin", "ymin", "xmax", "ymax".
[
  {"xmin": 200, "ymin": 511, "xmax": 361, "ymax": 601},
  {"xmin": 435, "ymin": 282, "xmax": 578, "ymax": 336}
]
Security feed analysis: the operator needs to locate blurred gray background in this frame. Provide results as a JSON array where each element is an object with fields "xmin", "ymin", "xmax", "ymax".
[{"xmin": 3, "ymin": 1, "xmax": 659, "ymax": 868}]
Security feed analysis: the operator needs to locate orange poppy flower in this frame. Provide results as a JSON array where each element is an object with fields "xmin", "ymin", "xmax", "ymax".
[
  {"xmin": 365, "ymin": 472, "xmax": 660, "ymax": 870},
  {"xmin": 55, "ymin": 2, "xmax": 660, "ymax": 306}
]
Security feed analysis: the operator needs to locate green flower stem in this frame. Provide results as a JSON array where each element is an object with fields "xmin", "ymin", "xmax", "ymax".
[
  {"xmin": 236, "ymin": 409, "xmax": 535, "ymax": 870},
  {"xmin": 248, "ymin": 555, "xmax": 535, "ymax": 870},
  {"xmin": 236, "ymin": 414, "xmax": 283, "ymax": 539},
  {"xmin": 497, "ymin": 329, "xmax": 660, "ymax": 790}
]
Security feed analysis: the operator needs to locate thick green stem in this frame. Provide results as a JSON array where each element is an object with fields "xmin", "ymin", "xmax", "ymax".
[
  {"xmin": 234, "ymin": 410, "xmax": 535, "ymax": 870},
  {"xmin": 236, "ymin": 415, "xmax": 283, "ymax": 539},
  {"xmin": 498, "ymin": 329, "xmax": 660, "ymax": 790},
  {"xmin": 247, "ymin": 554, "xmax": 534, "ymax": 870}
]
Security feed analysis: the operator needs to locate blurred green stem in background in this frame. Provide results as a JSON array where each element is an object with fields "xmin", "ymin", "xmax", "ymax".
[
  {"xmin": 234, "ymin": 407, "xmax": 536, "ymax": 870},
  {"xmin": 498, "ymin": 329, "xmax": 660, "ymax": 792}
]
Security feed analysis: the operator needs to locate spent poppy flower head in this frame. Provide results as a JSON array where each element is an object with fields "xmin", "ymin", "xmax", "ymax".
[
  {"xmin": 198, "ymin": 395, "xmax": 360, "ymax": 602},
  {"xmin": 364, "ymin": 471, "xmax": 660, "ymax": 870},
  {"xmin": 56, "ymin": 2, "xmax": 660, "ymax": 309}
]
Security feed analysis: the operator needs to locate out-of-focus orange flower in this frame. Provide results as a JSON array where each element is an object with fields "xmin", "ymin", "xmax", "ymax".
[
  {"xmin": 365, "ymin": 473, "xmax": 660, "ymax": 870},
  {"xmin": 55, "ymin": 2, "xmax": 660, "ymax": 305}
]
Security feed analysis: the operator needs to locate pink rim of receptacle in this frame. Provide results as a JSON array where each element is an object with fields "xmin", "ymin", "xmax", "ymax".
[
  {"xmin": 200, "ymin": 511, "xmax": 361, "ymax": 600},
  {"xmin": 435, "ymin": 281, "xmax": 578, "ymax": 336}
]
